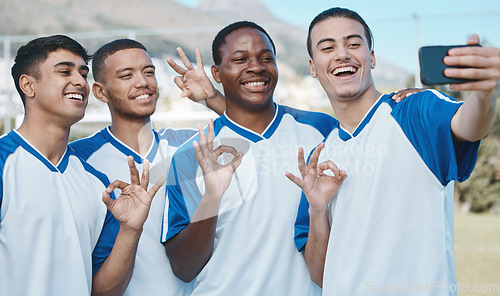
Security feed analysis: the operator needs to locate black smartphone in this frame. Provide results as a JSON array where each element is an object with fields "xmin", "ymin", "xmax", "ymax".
[{"xmin": 418, "ymin": 44, "xmax": 480, "ymax": 85}]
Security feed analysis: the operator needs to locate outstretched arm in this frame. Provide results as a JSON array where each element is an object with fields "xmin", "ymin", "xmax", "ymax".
[
  {"xmin": 445, "ymin": 34, "xmax": 500, "ymax": 142},
  {"xmin": 164, "ymin": 120, "xmax": 243, "ymax": 282},
  {"xmin": 286, "ymin": 143, "xmax": 347, "ymax": 287},
  {"xmin": 167, "ymin": 47, "xmax": 226, "ymax": 115},
  {"xmin": 92, "ymin": 156, "xmax": 165, "ymax": 296}
]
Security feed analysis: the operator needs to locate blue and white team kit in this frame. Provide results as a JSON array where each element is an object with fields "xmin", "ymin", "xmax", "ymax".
[
  {"xmin": 295, "ymin": 90, "xmax": 479, "ymax": 296},
  {"xmin": 163, "ymin": 104, "xmax": 337, "ymax": 296},
  {"xmin": 70, "ymin": 126, "xmax": 196, "ymax": 296},
  {"xmin": 0, "ymin": 130, "xmax": 118, "ymax": 296}
]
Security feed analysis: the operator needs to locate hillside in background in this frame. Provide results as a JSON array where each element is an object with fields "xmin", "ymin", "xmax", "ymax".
[{"xmin": 0, "ymin": 0, "xmax": 409, "ymax": 88}]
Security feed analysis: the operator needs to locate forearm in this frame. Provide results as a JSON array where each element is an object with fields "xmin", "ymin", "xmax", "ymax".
[
  {"xmin": 205, "ymin": 89, "xmax": 226, "ymax": 116},
  {"xmin": 452, "ymin": 92, "xmax": 496, "ymax": 142},
  {"xmin": 304, "ymin": 208, "xmax": 331, "ymax": 288},
  {"xmin": 164, "ymin": 197, "xmax": 221, "ymax": 282},
  {"xmin": 92, "ymin": 226, "xmax": 142, "ymax": 296}
]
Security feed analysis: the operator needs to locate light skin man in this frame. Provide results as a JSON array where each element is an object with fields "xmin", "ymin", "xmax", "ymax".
[
  {"xmin": 1, "ymin": 35, "xmax": 164, "ymax": 296},
  {"xmin": 288, "ymin": 7, "xmax": 499, "ymax": 295},
  {"xmin": 69, "ymin": 39, "xmax": 226, "ymax": 296}
]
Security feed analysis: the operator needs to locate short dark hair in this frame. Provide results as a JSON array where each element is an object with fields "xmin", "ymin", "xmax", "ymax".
[
  {"xmin": 212, "ymin": 21, "xmax": 276, "ymax": 65},
  {"xmin": 92, "ymin": 39, "xmax": 147, "ymax": 82},
  {"xmin": 307, "ymin": 7, "xmax": 373, "ymax": 58},
  {"xmin": 11, "ymin": 34, "xmax": 90, "ymax": 104}
]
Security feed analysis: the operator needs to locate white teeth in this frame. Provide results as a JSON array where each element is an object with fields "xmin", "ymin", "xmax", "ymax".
[
  {"xmin": 134, "ymin": 94, "xmax": 150, "ymax": 100},
  {"xmin": 333, "ymin": 66, "xmax": 357, "ymax": 75},
  {"xmin": 66, "ymin": 93, "xmax": 83, "ymax": 101},
  {"xmin": 245, "ymin": 81, "xmax": 265, "ymax": 87}
]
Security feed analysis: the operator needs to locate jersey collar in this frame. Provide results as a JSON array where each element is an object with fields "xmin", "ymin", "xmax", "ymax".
[
  {"xmin": 11, "ymin": 130, "xmax": 70, "ymax": 173},
  {"xmin": 219, "ymin": 104, "xmax": 284, "ymax": 143},
  {"xmin": 101, "ymin": 127, "xmax": 159, "ymax": 164},
  {"xmin": 338, "ymin": 94, "xmax": 389, "ymax": 141}
]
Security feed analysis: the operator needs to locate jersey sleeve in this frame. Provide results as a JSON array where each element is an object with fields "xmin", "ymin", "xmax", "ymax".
[
  {"xmin": 161, "ymin": 141, "xmax": 203, "ymax": 243},
  {"xmin": 0, "ymin": 133, "xmax": 19, "ymax": 215},
  {"xmin": 77, "ymin": 156, "xmax": 120, "ymax": 275},
  {"xmin": 159, "ymin": 128, "xmax": 197, "ymax": 148},
  {"xmin": 390, "ymin": 90, "xmax": 480, "ymax": 185},
  {"xmin": 92, "ymin": 210, "xmax": 120, "ymax": 275},
  {"xmin": 294, "ymin": 191, "xmax": 311, "ymax": 252}
]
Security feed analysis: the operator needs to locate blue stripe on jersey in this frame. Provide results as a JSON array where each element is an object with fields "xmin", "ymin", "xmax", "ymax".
[
  {"xmin": 262, "ymin": 104, "xmax": 285, "ymax": 139},
  {"xmin": 337, "ymin": 97, "xmax": 385, "ymax": 141},
  {"xmin": 163, "ymin": 122, "xmax": 224, "ymax": 242},
  {"xmin": 157, "ymin": 128, "xmax": 197, "ymax": 148},
  {"xmin": 294, "ymin": 91, "xmax": 481, "ymax": 252},
  {"xmin": 165, "ymin": 106, "xmax": 337, "ymax": 245},
  {"xmin": 101, "ymin": 128, "xmax": 145, "ymax": 164},
  {"xmin": 389, "ymin": 90, "xmax": 480, "ymax": 184},
  {"xmin": 146, "ymin": 131, "xmax": 160, "ymax": 163},
  {"xmin": 0, "ymin": 132, "xmax": 21, "ymax": 212},
  {"xmin": 91, "ymin": 209, "xmax": 119, "ymax": 275},
  {"xmin": 69, "ymin": 147, "xmax": 120, "ymax": 274},
  {"xmin": 10, "ymin": 130, "xmax": 58, "ymax": 172},
  {"xmin": 219, "ymin": 115, "xmax": 263, "ymax": 143},
  {"xmin": 353, "ymin": 98, "xmax": 385, "ymax": 137},
  {"xmin": 69, "ymin": 129, "xmax": 109, "ymax": 161},
  {"xmin": 294, "ymin": 141, "xmax": 326, "ymax": 252},
  {"xmin": 281, "ymin": 105, "xmax": 338, "ymax": 138},
  {"xmin": 294, "ymin": 191, "xmax": 310, "ymax": 252}
]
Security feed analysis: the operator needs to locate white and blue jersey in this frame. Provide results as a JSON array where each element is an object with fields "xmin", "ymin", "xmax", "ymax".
[
  {"xmin": 162, "ymin": 104, "xmax": 337, "ymax": 296},
  {"xmin": 0, "ymin": 130, "xmax": 119, "ymax": 296},
  {"xmin": 70, "ymin": 126, "xmax": 196, "ymax": 296},
  {"xmin": 295, "ymin": 90, "xmax": 480, "ymax": 296}
]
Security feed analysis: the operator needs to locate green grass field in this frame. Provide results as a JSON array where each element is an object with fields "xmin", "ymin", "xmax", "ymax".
[{"xmin": 454, "ymin": 213, "xmax": 500, "ymax": 295}]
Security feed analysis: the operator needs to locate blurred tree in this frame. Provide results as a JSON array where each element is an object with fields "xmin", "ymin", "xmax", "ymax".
[{"xmin": 455, "ymin": 89, "xmax": 500, "ymax": 213}]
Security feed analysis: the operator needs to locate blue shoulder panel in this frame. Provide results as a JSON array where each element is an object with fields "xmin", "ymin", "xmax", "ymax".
[
  {"xmin": 389, "ymin": 90, "xmax": 480, "ymax": 185},
  {"xmin": 281, "ymin": 105, "xmax": 338, "ymax": 138},
  {"xmin": 163, "ymin": 119, "xmax": 224, "ymax": 242},
  {"xmin": 0, "ymin": 132, "xmax": 22, "ymax": 214},
  {"xmin": 69, "ymin": 129, "xmax": 109, "ymax": 162}
]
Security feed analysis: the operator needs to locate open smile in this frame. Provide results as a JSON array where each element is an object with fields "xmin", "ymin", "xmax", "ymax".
[
  {"xmin": 332, "ymin": 66, "xmax": 358, "ymax": 77},
  {"xmin": 65, "ymin": 93, "xmax": 85, "ymax": 101},
  {"xmin": 132, "ymin": 94, "xmax": 151, "ymax": 100}
]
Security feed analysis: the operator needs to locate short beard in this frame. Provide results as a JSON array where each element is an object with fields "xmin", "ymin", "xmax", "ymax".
[{"xmin": 108, "ymin": 92, "xmax": 157, "ymax": 120}]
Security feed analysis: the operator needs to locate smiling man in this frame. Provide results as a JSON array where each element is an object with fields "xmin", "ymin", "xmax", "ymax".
[
  {"xmin": 161, "ymin": 21, "xmax": 339, "ymax": 295},
  {"xmin": 69, "ymin": 39, "xmax": 227, "ymax": 296},
  {"xmin": 288, "ymin": 7, "xmax": 500, "ymax": 296},
  {"xmin": 0, "ymin": 35, "xmax": 164, "ymax": 296}
]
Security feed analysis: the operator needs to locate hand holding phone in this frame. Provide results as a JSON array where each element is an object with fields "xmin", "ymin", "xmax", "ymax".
[{"xmin": 419, "ymin": 45, "xmax": 481, "ymax": 85}]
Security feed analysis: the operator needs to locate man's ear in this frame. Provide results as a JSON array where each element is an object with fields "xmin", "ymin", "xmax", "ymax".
[
  {"xmin": 19, "ymin": 74, "xmax": 35, "ymax": 98},
  {"xmin": 92, "ymin": 82, "xmax": 109, "ymax": 103},
  {"xmin": 370, "ymin": 49, "xmax": 376, "ymax": 69},
  {"xmin": 211, "ymin": 65, "xmax": 222, "ymax": 83},
  {"xmin": 309, "ymin": 59, "xmax": 317, "ymax": 78}
]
